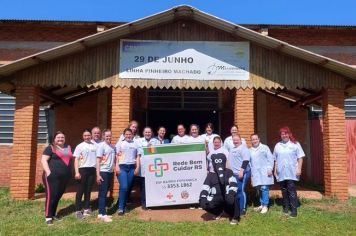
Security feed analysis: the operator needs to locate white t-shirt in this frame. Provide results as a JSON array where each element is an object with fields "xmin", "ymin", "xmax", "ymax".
[
  {"xmin": 137, "ymin": 137, "xmax": 159, "ymax": 177},
  {"xmin": 96, "ymin": 141, "xmax": 116, "ymax": 172},
  {"xmin": 201, "ymin": 133, "xmax": 220, "ymax": 153},
  {"xmin": 171, "ymin": 135, "xmax": 190, "ymax": 144},
  {"xmin": 186, "ymin": 135, "xmax": 205, "ymax": 143},
  {"xmin": 224, "ymin": 136, "xmax": 247, "ymax": 152},
  {"xmin": 115, "ymin": 140, "xmax": 142, "ymax": 165},
  {"xmin": 73, "ymin": 141, "xmax": 98, "ymax": 168},
  {"xmin": 116, "ymin": 134, "xmax": 141, "ymax": 147}
]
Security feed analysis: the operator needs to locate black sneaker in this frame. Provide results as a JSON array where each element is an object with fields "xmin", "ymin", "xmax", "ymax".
[
  {"xmin": 283, "ymin": 208, "xmax": 289, "ymax": 215},
  {"xmin": 46, "ymin": 219, "xmax": 53, "ymax": 226},
  {"xmin": 240, "ymin": 209, "xmax": 246, "ymax": 216},
  {"xmin": 117, "ymin": 210, "xmax": 124, "ymax": 216},
  {"xmin": 290, "ymin": 211, "xmax": 297, "ymax": 218}
]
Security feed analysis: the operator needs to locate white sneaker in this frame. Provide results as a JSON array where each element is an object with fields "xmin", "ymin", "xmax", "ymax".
[
  {"xmin": 261, "ymin": 206, "xmax": 268, "ymax": 214},
  {"xmin": 99, "ymin": 215, "xmax": 113, "ymax": 223},
  {"xmin": 98, "ymin": 214, "xmax": 113, "ymax": 219},
  {"xmin": 83, "ymin": 209, "xmax": 92, "ymax": 216},
  {"xmin": 254, "ymin": 206, "xmax": 263, "ymax": 212}
]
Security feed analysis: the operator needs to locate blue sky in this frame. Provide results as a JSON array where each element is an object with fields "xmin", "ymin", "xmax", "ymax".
[{"xmin": 1, "ymin": 0, "xmax": 356, "ymax": 25}]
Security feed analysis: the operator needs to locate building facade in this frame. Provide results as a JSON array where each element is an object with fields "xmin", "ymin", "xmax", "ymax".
[{"xmin": 0, "ymin": 6, "xmax": 355, "ymax": 199}]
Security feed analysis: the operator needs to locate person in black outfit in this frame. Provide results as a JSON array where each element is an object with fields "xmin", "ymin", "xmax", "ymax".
[
  {"xmin": 199, "ymin": 152, "xmax": 240, "ymax": 225},
  {"xmin": 41, "ymin": 131, "xmax": 73, "ymax": 226}
]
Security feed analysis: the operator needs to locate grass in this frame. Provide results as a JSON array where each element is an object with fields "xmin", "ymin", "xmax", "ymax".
[{"xmin": 0, "ymin": 187, "xmax": 355, "ymax": 236}]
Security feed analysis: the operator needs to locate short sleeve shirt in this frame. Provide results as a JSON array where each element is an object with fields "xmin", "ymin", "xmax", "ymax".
[
  {"xmin": 73, "ymin": 141, "xmax": 98, "ymax": 168},
  {"xmin": 224, "ymin": 136, "xmax": 247, "ymax": 152},
  {"xmin": 43, "ymin": 145, "xmax": 73, "ymax": 175},
  {"xmin": 228, "ymin": 144, "xmax": 251, "ymax": 175},
  {"xmin": 115, "ymin": 140, "xmax": 142, "ymax": 165},
  {"xmin": 96, "ymin": 142, "xmax": 116, "ymax": 172},
  {"xmin": 186, "ymin": 135, "xmax": 205, "ymax": 143},
  {"xmin": 171, "ymin": 135, "xmax": 190, "ymax": 144},
  {"xmin": 273, "ymin": 141, "xmax": 305, "ymax": 182}
]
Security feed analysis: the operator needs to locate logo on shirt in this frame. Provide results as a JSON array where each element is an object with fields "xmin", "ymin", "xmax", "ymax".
[{"xmin": 148, "ymin": 158, "xmax": 169, "ymax": 177}]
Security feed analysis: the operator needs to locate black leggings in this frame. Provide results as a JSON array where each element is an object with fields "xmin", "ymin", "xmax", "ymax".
[
  {"xmin": 43, "ymin": 171, "xmax": 70, "ymax": 218},
  {"xmin": 202, "ymin": 200, "xmax": 240, "ymax": 220},
  {"xmin": 279, "ymin": 180, "xmax": 298, "ymax": 213},
  {"xmin": 75, "ymin": 167, "xmax": 96, "ymax": 211}
]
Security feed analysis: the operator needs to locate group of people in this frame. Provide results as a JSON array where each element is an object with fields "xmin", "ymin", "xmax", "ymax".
[{"xmin": 41, "ymin": 121, "xmax": 305, "ymax": 226}]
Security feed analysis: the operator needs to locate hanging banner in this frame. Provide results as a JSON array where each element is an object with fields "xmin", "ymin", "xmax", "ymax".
[
  {"xmin": 119, "ymin": 40, "xmax": 249, "ymax": 80},
  {"xmin": 143, "ymin": 143, "xmax": 207, "ymax": 207}
]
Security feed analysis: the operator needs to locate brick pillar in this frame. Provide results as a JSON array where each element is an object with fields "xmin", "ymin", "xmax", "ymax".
[
  {"xmin": 234, "ymin": 88, "xmax": 256, "ymax": 147},
  {"xmin": 322, "ymin": 88, "xmax": 348, "ymax": 200},
  {"xmin": 111, "ymin": 87, "xmax": 133, "ymax": 196},
  {"xmin": 10, "ymin": 86, "xmax": 39, "ymax": 199}
]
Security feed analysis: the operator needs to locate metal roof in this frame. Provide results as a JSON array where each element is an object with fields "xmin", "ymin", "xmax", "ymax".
[{"xmin": 0, "ymin": 5, "xmax": 356, "ymax": 82}]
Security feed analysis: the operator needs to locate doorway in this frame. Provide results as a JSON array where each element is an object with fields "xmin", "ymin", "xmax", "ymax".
[
  {"xmin": 148, "ymin": 110, "xmax": 219, "ymax": 140},
  {"xmin": 146, "ymin": 88, "xmax": 220, "ymax": 139}
]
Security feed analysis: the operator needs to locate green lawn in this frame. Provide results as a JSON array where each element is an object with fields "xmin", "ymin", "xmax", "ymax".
[{"xmin": 0, "ymin": 188, "xmax": 355, "ymax": 236}]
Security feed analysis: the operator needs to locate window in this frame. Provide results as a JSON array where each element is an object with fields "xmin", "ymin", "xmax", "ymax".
[{"xmin": 0, "ymin": 92, "xmax": 49, "ymax": 144}]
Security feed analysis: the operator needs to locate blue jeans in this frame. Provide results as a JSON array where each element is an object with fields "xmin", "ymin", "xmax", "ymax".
[
  {"xmin": 117, "ymin": 164, "xmax": 135, "ymax": 212},
  {"xmin": 98, "ymin": 171, "xmax": 113, "ymax": 215},
  {"xmin": 235, "ymin": 169, "xmax": 251, "ymax": 211},
  {"xmin": 257, "ymin": 185, "xmax": 270, "ymax": 207}
]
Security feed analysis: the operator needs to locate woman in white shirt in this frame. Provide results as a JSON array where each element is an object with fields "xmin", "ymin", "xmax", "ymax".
[
  {"xmin": 224, "ymin": 125, "xmax": 247, "ymax": 152},
  {"xmin": 187, "ymin": 124, "xmax": 205, "ymax": 143},
  {"xmin": 201, "ymin": 123, "xmax": 219, "ymax": 154},
  {"xmin": 206, "ymin": 136, "xmax": 229, "ymax": 172},
  {"xmin": 273, "ymin": 127, "xmax": 305, "ymax": 218},
  {"xmin": 116, "ymin": 120, "xmax": 141, "ymax": 145},
  {"xmin": 249, "ymin": 134, "xmax": 274, "ymax": 214},
  {"xmin": 115, "ymin": 128, "xmax": 141, "ymax": 215},
  {"xmin": 96, "ymin": 129, "xmax": 116, "ymax": 222},
  {"xmin": 171, "ymin": 124, "xmax": 189, "ymax": 144},
  {"xmin": 137, "ymin": 127, "xmax": 159, "ymax": 210},
  {"xmin": 73, "ymin": 129, "xmax": 98, "ymax": 219}
]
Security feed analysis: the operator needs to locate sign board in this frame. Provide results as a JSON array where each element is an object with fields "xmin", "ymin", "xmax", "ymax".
[
  {"xmin": 143, "ymin": 143, "xmax": 207, "ymax": 207},
  {"xmin": 120, "ymin": 40, "xmax": 249, "ymax": 80}
]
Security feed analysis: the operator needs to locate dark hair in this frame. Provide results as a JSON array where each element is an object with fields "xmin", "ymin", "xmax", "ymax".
[
  {"xmin": 52, "ymin": 131, "xmax": 65, "ymax": 144},
  {"xmin": 142, "ymin": 126, "xmax": 152, "ymax": 134},
  {"xmin": 213, "ymin": 136, "xmax": 222, "ymax": 142},
  {"xmin": 157, "ymin": 126, "xmax": 166, "ymax": 132},
  {"xmin": 123, "ymin": 128, "xmax": 133, "ymax": 134},
  {"xmin": 250, "ymin": 133, "xmax": 259, "ymax": 138},
  {"xmin": 177, "ymin": 124, "xmax": 185, "ymax": 129},
  {"xmin": 279, "ymin": 126, "xmax": 297, "ymax": 143},
  {"xmin": 205, "ymin": 122, "xmax": 214, "ymax": 130},
  {"xmin": 83, "ymin": 129, "xmax": 91, "ymax": 134}
]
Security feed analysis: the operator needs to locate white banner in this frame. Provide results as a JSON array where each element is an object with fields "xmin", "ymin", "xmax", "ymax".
[
  {"xmin": 119, "ymin": 40, "xmax": 249, "ymax": 80},
  {"xmin": 143, "ymin": 143, "xmax": 207, "ymax": 207}
]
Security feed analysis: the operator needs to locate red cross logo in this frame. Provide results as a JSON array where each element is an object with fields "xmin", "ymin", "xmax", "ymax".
[{"xmin": 166, "ymin": 192, "xmax": 173, "ymax": 199}]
